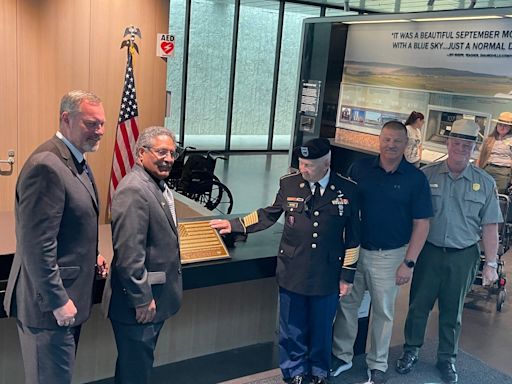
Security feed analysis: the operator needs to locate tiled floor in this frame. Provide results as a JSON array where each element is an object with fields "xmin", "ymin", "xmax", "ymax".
[{"xmin": 91, "ymin": 153, "xmax": 512, "ymax": 383}]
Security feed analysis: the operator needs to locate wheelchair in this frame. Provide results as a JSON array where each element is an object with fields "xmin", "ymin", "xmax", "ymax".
[
  {"xmin": 165, "ymin": 147, "xmax": 234, "ymax": 215},
  {"xmin": 472, "ymin": 193, "xmax": 508, "ymax": 312}
]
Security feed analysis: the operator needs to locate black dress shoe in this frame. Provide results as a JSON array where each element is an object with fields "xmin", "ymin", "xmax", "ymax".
[
  {"xmin": 310, "ymin": 376, "xmax": 329, "ymax": 384},
  {"xmin": 369, "ymin": 369, "xmax": 387, "ymax": 384},
  {"xmin": 436, "ymin": 361, "xmax": 458, "ymax": 383},
  {"xmin": 396, "ymin": 351, "xmax": 418, "ymax": 374}
]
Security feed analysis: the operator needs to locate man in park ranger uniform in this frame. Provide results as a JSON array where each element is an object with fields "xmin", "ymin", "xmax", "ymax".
[
  {"xmin": 396, "ymin": 119, "xmax": 502, "ymax": 384},
  {"xmin": 211, "ymin": 138, "xmax": 360, "ymax": 384}
]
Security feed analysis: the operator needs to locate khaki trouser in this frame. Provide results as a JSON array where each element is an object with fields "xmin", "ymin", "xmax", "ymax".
[
  {"xmin": 483, "ymin": 163, "xmax": 511, "ymax": 193},
  {"xmin": 332, "ymin": 245, "xmax": 407, "ymax": 372}
]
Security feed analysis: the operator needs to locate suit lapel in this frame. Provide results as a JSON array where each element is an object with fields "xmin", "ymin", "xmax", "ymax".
[
  {"xmin": 52, "ymin": 137, "xmax": 99, "ymax": 212},
  {"xmin": 134, "ymin": 165, "xmax": 178, "ymax": 236}
]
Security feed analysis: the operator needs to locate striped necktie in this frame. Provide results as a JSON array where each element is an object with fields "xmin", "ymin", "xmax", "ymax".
[{"xmin": 162, "ymin": 184, "xmax": 177, "ymax": 225}]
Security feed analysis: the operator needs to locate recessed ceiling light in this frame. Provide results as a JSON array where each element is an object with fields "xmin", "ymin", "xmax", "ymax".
[
  {"xmin": 411, "ymin": 15, "xmax": 502, "ymax": 22},
  {"xmin": 343, "ymin": 19, "xmax": 411, "ymax": 24}
]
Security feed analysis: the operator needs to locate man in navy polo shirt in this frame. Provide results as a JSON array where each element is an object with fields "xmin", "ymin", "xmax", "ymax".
[{"xmin": 331, "ymin": 120, "xmax": 433, "ymax": 384}]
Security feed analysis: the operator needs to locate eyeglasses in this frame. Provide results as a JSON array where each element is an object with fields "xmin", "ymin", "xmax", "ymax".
[{"xmin": 144, "ymin": 146, "xmax": 180, "ymax": 160}]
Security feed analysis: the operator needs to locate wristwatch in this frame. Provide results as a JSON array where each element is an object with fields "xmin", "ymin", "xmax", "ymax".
[
  {"xmin": 403, "ymin": 259, "xmax": 416, "ymax": 269},
  {"xmin": 485, "ymin": 260, "xmax": 498, "ymax": 269}
]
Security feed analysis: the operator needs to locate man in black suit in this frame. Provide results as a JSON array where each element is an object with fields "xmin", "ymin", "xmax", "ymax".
[
  {"xmin": 3, "ymin": 90, "xmax": 107, "ymax": 384},
  {"xmin": 102, "ymin": 126, "xmax": 183, "ymax": 384},
  {"xmin": 211, "ymin": 138, "xmax": 360, "ymax": 384}
]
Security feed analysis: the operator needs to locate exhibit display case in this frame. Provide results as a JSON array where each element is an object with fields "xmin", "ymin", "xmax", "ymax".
[{"xmin": 292, "ymin": 7, "xmax": 512, "ymax": 168}]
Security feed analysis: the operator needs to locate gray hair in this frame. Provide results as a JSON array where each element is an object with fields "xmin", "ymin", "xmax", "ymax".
[
  {"xmin": 135, "ymin": 126, "xmax": 176, "ymax": 153},
  {"xmin": 59, "ymin": 90, "xmax": 102, "ymax": 116}
]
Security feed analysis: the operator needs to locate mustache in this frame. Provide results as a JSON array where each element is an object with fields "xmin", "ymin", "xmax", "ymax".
[{"xmin": 158, "ymin": 163, "xmax": 172, "ymax": 171}]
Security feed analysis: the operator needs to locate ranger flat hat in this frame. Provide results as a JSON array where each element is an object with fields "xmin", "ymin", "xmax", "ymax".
[
  {"xmin": 449, "ymin": 119, "xmax": 479, "ymax": 141},
  {"xmin": 492, "ymin": 111, "xmax": 512, "ymax": 126},
  {"xmin": 294, "ymin": 138, "xmax": 331, "ymax": 159}
]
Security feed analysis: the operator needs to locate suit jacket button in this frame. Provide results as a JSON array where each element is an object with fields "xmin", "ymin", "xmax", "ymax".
[
  {"xmin": 178, "ymin": 267, "xmax": 182, "ymax": 274},
  {"xmin": 313, "ymin": 222, "xmax": 319, "ymax": 227},
  {"xmin": 311, "ymin": 243, "xmax": 317, "ymax": 249},
  {"xmin": 280, "ymin": 249, "xmax": 284, "ymax": 253},
  {"xmin": 314, "ymin": 211, "xmax": 319, "ymax": 216},
  {"xmin": 122, "ymin": 288, "xmax": 127, "ymax": 294},
  {"xmin": 313, "ymin": 233, "xmax": 318, "ymax": 238}
]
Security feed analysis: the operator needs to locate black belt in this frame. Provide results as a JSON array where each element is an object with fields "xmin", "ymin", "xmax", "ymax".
[
  {"xmin": 427, "ymin": 241, "xmax": 477, "ymax": 253},
  {"xmin": 362, "ymin": 244, "xmax": 407, "ymax": 251}
]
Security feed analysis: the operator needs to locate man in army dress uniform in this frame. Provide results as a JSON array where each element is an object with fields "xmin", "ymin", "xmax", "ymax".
[{"xmin": 211, "ymin": 138, "xmax": 360, "ymax": 384}]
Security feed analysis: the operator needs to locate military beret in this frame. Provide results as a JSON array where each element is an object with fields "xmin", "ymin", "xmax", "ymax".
[{"xmin": 294, "ymin": 138, "xmax": 331, "ymax": 159}]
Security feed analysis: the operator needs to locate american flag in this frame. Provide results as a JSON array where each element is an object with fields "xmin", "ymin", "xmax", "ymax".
[{"xmin": 108, "ymin": 48, "xmax": 140, "ymax": 210}]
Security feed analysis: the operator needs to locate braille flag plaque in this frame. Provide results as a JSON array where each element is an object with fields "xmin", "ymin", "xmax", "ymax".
[{"xmin": 178, "ymin": 221, "xmax": 230, "ymax": 264}]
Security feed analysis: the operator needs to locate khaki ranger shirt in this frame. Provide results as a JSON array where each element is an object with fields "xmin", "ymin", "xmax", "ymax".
[{"xmin": 422, "ymin": 160, "xmax": 502, "ymax": 249}]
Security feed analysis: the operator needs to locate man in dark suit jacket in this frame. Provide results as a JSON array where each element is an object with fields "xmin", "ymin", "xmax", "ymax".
[
  {"xmin": 211, "ymin": 138, "xmax": 361, "ymax": 384},
  {"xmin": 3, "ymin": 90, "xmax": 106, "ymax": 384},
  {"xmin": 102, "ymin": 126, "xmax": 183, "ymax": 384}
]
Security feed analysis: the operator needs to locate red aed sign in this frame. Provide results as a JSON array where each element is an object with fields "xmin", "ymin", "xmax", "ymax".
[{"xmin": 157, "ymin": 34, "xmax": 175, "ymax": 57}]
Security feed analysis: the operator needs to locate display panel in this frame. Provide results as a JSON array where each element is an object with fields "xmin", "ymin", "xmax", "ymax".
[
  {"xmin": 336, "ymin": 83, "xmax": 427, "ymax": 135},
  {"xmin": 424, "ymin": 105, "xmax": 490, "ymax": 153}
]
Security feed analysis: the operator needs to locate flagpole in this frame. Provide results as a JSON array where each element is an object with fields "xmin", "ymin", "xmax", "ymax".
[{"xmin": 105, "ymin": 26, "xmax": 142, "ymax": 223}]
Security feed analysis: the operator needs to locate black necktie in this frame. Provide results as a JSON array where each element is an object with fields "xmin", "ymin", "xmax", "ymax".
[
  {"xmin": 308, "ymin": 182, "xmax": 322, "ymax": 210},
  {"xmin": 313, "ymin": 182, "xmax": 322, "ymax": 199},
  {"xmin": 81, "ymin": 160, "xmax": 94, "ymax": 184}
]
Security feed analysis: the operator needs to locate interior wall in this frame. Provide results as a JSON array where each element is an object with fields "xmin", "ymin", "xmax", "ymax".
[
  {"xmin": 0, "ymin": 0, "xmax": 169, "ymax": 223},
  {"xmin": 0, "ymin": 0, "xmax": 18, "ymax": 211}
]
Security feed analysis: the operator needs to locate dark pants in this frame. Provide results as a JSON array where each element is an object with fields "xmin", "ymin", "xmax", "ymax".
[
  {"xmin": 279, "ymin": 287, "xmax": 339, "ymax": 380},
  {"xmin": 17, "ymin": 320, "xmax": 82, "ymax": 384},
  {"xmin": 403, "ymin": 242, "xmax": 480, "ymax": 363},
  {"xmin": 111, "ymin": 320, "xmax": 165, "ymax": 384}
]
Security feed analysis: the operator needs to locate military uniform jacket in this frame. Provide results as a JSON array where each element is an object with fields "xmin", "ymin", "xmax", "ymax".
[{"xmin": 230, "ymin": 172, "xmax": 360, "ymax": 296}]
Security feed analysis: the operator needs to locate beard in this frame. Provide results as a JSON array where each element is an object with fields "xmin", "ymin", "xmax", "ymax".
[{"xmin": 82, "ymin": 140, "xmax": 100, "ymax": 153}]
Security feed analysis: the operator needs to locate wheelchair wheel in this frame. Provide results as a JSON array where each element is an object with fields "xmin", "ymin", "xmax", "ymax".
[
  {"xmin": 497, "ymin": 289, "xmax": 506, "ymax": 312},
  {"xmin": 193, "ymin": 179, "xmax": 234, "ymax": 214}
]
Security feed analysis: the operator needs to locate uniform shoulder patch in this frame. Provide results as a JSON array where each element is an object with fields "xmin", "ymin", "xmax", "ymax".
[
  {"xmin": 335, "ymin": 173, "xmax": 357, "ymax": 185},
  {"xmin": 280, "ymin": 171, "xmax": 300, "ymax": 180}
]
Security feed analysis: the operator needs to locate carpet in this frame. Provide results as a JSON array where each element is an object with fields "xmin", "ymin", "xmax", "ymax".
[{"xmin": 223, "ymin": 339, "xmax": 512, "ymax": 384}]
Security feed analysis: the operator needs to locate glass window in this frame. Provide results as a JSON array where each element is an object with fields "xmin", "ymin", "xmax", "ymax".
[
  {"xmin": 183, "ymin": 0, "xmax": 235, "ymax": 150},
  {"xmin": 166, "ymin": 0, "xmax": 186, "ymax": 142},
  {"xmin": 230, "ymin": 0, "xmax": 280, "ymax": 150},
  {"xmin": 273, "ymin": 4, "xmax": 321, "ymax": 150}
]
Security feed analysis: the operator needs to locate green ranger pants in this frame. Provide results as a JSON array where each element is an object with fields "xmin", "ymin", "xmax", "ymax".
[{"xmin": 403, "ymin": 242, "xmax": 480, "ymax": 363}]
